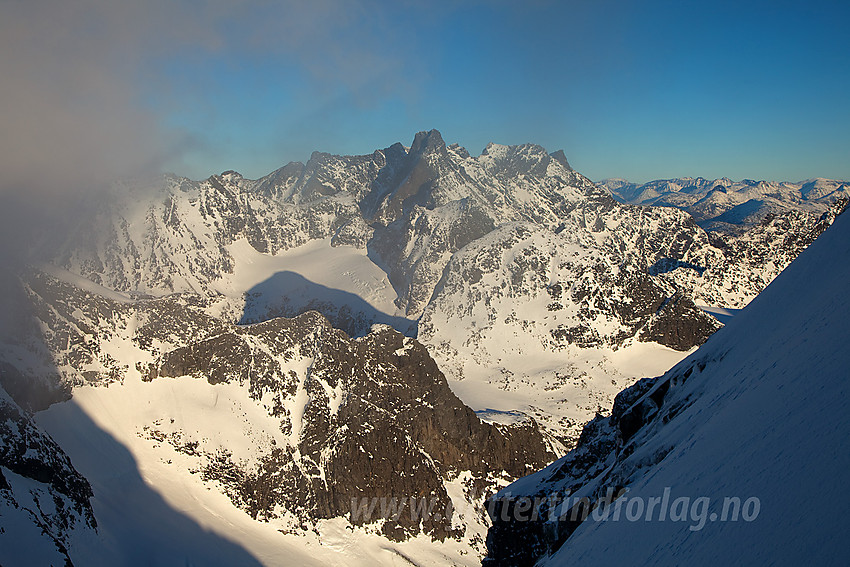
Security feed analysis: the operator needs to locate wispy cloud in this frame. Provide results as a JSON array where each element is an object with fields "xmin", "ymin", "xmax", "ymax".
[{"xmin": 0, "ymin": 0, "xmax": 419, "ymax": 263}]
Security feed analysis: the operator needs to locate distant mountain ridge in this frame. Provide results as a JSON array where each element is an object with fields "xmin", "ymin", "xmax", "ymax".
[
  {"xmin": 599, "ymin": 176, "xmax": 848, "ymax": 233},
  {"xmin": 39, "ymin": 131, "xmax": 734, "ymax": 441}
]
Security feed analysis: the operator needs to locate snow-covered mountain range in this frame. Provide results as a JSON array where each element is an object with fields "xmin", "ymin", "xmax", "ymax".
[
  {"xmin": 600, "ymin": 176, "xmax": 848, "ymax": 233},
  {"xmin": 1, "ymin": 130, "xmax": 846, "ymax": 565},
  {"xmin": 483, "ymin": 194, "xmax": 850, "ymax": 567},
  {"xmin": 25, "ymin": 131, "xmax": 846, "ymax": 443}
]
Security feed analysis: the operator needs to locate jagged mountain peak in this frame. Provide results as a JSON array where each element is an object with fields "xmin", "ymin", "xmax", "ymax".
[
  {"xmin": 409, "ymin": 128, "xmax": 447, "ymax": 155},
  {"xmin": 447, "ymin": 142, "xmax": 471, "ymax": 159},
  {"xmin": 247, "ymin": 132, "xmax": 582, "ymax": 215},
  {"xmin": 253, "ymin": 160, "xmax": 305, "ymax": 199},
  {"xmin": 477, "ymin": 144, "xmax": 582, "ymax": 189},
  {"xmin": 549, "ymin": 149, "xmax": 572, "ymax": 170},
  {"xmin": 479, "ymin": 141, "xmax": 552, "ymax": 159}
]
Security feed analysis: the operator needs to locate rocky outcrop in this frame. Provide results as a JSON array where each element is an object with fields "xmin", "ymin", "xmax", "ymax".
[
  {"xmin": 482, "ymin": 375, "xmax": 659, "ymax": 566},
  {"xmin": 637, "ymin": 292, "xmax": 719, "ymax": 351},
  {"xmin": 142, "ymin": 314, "xmax": 552, "ymax": 540}
]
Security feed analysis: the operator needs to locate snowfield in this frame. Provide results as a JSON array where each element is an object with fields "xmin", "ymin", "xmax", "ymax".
[{"xmin": 36, "ymin": 371, "xmax": 486, "ymax": 567}]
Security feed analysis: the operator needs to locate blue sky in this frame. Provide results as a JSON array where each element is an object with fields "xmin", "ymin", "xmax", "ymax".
[{"xmin": 5, "ymin": 0, "xmax": 849, "ymax": 184}]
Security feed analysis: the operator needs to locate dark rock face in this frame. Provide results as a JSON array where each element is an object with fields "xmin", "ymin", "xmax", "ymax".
[
  {"xmin": 611, "ymin": 271, "xmax": 721, "ymax": 351},
  {"xmin": 546, "ymin": 268, "xmax": 719, "ymax": 351},
  {"xmin": 638, "ymin": 292, "xmax": 720, "ymax": 351},
  {"xmin": 368, "ymin": 198, "xmax": 497, "ymax": 315},
  {"xmin": 482, "ymin": 374, "xmax": 662, "ymax": 566},
  {"xmin": 0, "ymin": 272, "xmax": 71, "ymax": 412},
  {"xmin": 0, "ymin": 361, "xmax": 70, "ymax": 413},
  {"xmin": 141, "ymin": 314, "xmax": 553, "ymax": 540}
]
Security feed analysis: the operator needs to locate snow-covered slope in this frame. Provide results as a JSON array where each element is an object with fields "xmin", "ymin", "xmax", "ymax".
[
  {"xmin": 0, "ymin": 382, "xmax": 96, "ymax": 566},
  {"xmin": 226, "ymin": 237, "xmax": 415, "ymax": 336},
  {"xmin": 483, "ymin": 209, "xmax": 850, "ymax": 565}
]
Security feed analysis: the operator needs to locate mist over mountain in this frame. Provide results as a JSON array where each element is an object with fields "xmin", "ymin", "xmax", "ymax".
[{"xmin": 28, "ymin": 131, "xmax": 844, "ymax": 441}]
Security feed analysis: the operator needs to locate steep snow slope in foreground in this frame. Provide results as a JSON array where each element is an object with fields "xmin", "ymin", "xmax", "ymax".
[{"xmin": 486, "ymin": 210, "xmax": 850, "ymax": 565}]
